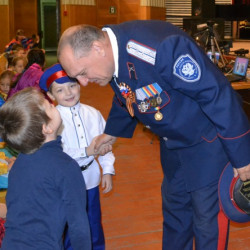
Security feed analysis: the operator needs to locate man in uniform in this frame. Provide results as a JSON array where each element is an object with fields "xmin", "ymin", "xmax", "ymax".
[{"xmin": 58, "ymin": 20, "xmax": 250, "ymax": 250}]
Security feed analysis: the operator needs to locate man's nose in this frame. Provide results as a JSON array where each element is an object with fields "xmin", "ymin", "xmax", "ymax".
[{"xmin": 76, "ymin": 76, "xmax": 89, "ymax": 86}]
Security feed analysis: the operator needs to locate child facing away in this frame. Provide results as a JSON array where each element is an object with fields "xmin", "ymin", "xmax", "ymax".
[
  {"xmin": 39, "ymin": 63, "xmax": 115, "ymax": 250},
  {"xmin": 0, "ymin": 88, "xmax": 93, "ymax": 250}
]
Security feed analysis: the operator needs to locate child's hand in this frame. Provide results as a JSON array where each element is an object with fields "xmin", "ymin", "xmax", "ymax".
[
  {"xmin": 86, "ymin": 138, "xmax": 96, "ymax": 156},
  {"xmin": 102, "ymin": 174, "xmax": 113, "ymax": 193},
  {"xmin": 98, "ymin": 143, "xmax": 112, "ymax": 156},
  {"xmin": 94, "ymin": 134, "xmax": 116, "ymax": 153},
  {"xmin": 86, "ymin": 137, "xmax": 112, "ymax": 156}
]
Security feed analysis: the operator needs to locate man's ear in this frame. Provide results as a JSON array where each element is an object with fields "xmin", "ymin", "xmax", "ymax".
[
  {"xmin": 47, "ymin": 91, "xmax": 55, "ymax": 101},
  {"xmin": 42, "ymin": 123, "xmax": 53, "ymax": 135},
  {"xmin": 92, "ymin": 41, "xmax": 105, "ymax": 57}
]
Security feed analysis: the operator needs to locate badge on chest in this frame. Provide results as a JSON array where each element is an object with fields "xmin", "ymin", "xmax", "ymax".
[{"xmin": 135, "ymin": 83, "xmax": 164, "ymax": 121}]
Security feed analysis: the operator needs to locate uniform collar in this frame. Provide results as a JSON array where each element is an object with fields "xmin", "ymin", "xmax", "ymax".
[{"xmin": 102, "ymin": 27, "xmax": 119, "ymax": 78}]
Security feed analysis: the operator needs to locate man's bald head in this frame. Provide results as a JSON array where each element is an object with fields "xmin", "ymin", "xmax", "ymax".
[{"xmin": 58, "ymin": 24, "xmax": 105, "ymax": 60}]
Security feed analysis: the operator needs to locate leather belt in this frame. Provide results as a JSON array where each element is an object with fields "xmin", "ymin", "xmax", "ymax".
[{"xmin": 80, "ymin": 159, "xmax": 94, "ymax": 171}]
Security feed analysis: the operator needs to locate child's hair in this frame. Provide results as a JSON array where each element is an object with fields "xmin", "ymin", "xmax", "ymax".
[
  {"xmin": 11, "ymin": 44, "xmax": 24, "ymax": 53},
  {"xmin": 7, "ymin": 44, "xmax": 25, "ymax": 68},
  {"xmin": 12, "ymin": 56, "xmax": 27, "ymax": 68},
  {"xmin": 0, "ymin": 70, "xmax": 15, "ymax": 87},
  {"xmin": 0, "ymin": 88, "xmax": 50, "ymax": 154},
  {"xmin": 16, "ymin": 29, "xmax": 25, "ymax": 40},
  {"xmin": 25, "ymin": 48, "xmax": 45, "ymax": 69}
]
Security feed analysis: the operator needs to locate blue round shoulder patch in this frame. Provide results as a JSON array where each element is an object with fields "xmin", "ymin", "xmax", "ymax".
[{"xmin": 173, "ymin": 54, "xmax": 201, "ymax": 82}]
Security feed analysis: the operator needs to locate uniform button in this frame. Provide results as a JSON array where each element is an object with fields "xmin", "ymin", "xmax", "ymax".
[
  {"xmin": 75, "ymin": 114, "xmax": 77, "ymax": 116},
  {"xmin": 163, "ymin": 137, "xmax": 168, "ymax": 141},
  {"xmin": 78, "ymin": 124, "xmax": 80, "ymax": 127},
  {"xmin": 145, "ymin": 125, "xmax": 151, "ymax": 129},
  {"xmin": 81, "ymin": 136, "xmax": 84, "ymax": 139}
]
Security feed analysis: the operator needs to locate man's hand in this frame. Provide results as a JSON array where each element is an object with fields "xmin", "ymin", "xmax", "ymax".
[
  {"xmin": 98, "ymin": 144, "xmax": 112, "ymax": 156},
  {"xmin": 94, "ymin": 134, "xmax": 117, "ymax": 153},
  {"xmin": 233, "ymin": 163, "xmax": 250, "ymax": 181},
  {"xmin": 86, "ymin": 135, "xmax": 114, "ymax": 156}
]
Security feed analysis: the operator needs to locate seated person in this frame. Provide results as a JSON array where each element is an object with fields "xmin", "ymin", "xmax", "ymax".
[
  {"xmin": 0, "ymin": 70, "xmax": 15, "ymax": 106},
  {"xmin": 4, "ymin": 29, "xmax": 26, "ymax": 53},
  {"xmin": 10, "ymin": 56, "xmax": 27, "ymax": 74},
  {"xmin": 7, "ymin": 48, "xmax": 45, "ymax": 99},
  {"xmin": 6, "ymin": 44, "xmax": 26, "ymax": 70},
  {"xmin": 26, "ymin": 34, "xmax": 41, "ymax": 50}
]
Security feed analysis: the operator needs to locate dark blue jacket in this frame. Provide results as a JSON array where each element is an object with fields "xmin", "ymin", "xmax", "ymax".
[
  {"xmin": 104, "ymin": 20, "xmax": 250, "ymax": 191},
  {"xmin": 2, "ymin": 137, "xmax": 91, "ymax": 250}
]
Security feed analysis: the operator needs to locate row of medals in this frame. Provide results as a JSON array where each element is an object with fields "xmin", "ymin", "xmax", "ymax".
[{"xmin": 138, "ymin": 95, "xmax": 163, "ymax": 121}]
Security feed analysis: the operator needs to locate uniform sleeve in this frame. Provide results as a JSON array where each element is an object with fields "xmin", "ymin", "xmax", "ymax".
[
  {"xmin": 156, "ymin": 35, "xmax": 250, "ymax": 168},
  {"xmin": 104, "ymin": 94, "xmax": 138, "ymax": 138},
  {"xmin": 60, "ymin": 159, "xmax": 91, "ymax": 250}
]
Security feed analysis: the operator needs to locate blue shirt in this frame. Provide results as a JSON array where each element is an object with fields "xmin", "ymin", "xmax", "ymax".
[{"xmin": 2, "ymin": 137, "xmax": 91, "ymax": 250}]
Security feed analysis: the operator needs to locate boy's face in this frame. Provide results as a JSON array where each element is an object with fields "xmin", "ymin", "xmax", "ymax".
[
  {"xmin": 49, "ymin": 81, "xmax": 80, "ymax": 107},
  {"xmin": 0, "ymin": 77, "xmax": 11, "ymax": 94},
  {"xmin": 14, "ymin": 60, "xmax": 25, "ymax": 74},
  {"xmin": 43, "ymin": 99, "xmax": 61, "ymax": 133}
]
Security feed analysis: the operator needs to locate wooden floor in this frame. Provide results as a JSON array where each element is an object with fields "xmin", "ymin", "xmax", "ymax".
[{"xmin": 80, "ymin": 81, "xmax": 250, "ymax": 250}]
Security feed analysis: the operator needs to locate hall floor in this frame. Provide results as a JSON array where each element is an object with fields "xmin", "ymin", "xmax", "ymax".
[{"xmin": 80, "ymin": 80, "xmax": 250, "ymax": 250}]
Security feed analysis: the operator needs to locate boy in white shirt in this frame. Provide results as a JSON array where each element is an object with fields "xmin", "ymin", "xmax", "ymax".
[{"xmin": 39, "ymin": 63, "xmax": 115, "ymax": 250}]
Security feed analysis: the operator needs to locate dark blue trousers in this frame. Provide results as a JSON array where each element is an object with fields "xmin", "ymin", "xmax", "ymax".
[
  {"xmin": 161, "ymin": 165, "xmax": 229, "ymax": 250},
  {"xmin": 64, "ymin": 186, "xmax": 105, "ymax": 250}
]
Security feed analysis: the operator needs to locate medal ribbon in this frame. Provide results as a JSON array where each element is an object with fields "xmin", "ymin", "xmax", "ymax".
[
  {"xmin": 141, "ymin": 83, "xmax": 162, "ymax": 99},
  {"xmin": 152, "ymin": 83, "xmax": 162, "ymax": 94},
  {"xmin": 135, "ymin": 88, "xmax": 146, "ymax": 101},
  {"xmin": 118, "ymin": 82, "xmax": 136, "ymax": 117},
  {"xmin": 142, "ymin": 86, "xmax": 154, "ymax": 98},
  {"xmin": 126, "ymin": 92, "xmax": 136, "ymax": 117}
]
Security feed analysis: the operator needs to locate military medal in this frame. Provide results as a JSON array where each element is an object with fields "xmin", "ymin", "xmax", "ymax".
[
  {"xmin": 154, "ymin": 110, "xmax": 163, "ymax": 121},
  {"xmin": 156, "ymin": 95, "xmax": 162, "ymax": 105},
  {"xmin": 119, "ymin": 82, "xmax": 136, "ymax": 117},
  {"xmin": 135, "ymin": 83, "xmax": 164, "ymax": 120},
  {"xmin": 138, "ymin": 101, "xmax": 149, "ymax": 112},
  {"xmin": 150, "ymin": 98, "xmax": 158, "ymax": 107}
]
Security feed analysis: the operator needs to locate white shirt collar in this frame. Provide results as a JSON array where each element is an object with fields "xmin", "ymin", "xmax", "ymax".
[
  {"xmin": 58, "ymin": 101, "xmax": 81, "ymax": 114},
  {"xmin": 102, "ymin": 27, "xmax": 119, "ymax": 78}
]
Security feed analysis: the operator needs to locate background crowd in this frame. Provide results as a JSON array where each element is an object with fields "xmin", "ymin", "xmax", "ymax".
[{"xmin": 0, "ymin": 28, "xmax": 52, "ymax": 247}]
